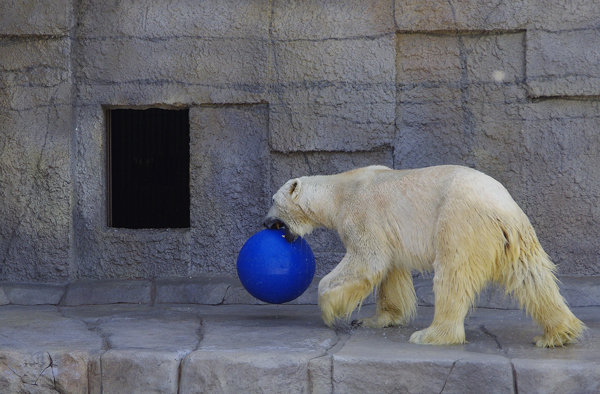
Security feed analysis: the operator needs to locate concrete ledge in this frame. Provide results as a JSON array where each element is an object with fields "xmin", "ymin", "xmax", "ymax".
[
  {"xmin": 1, "ymin": 283, "xmax": 66, "ymax": 305},
  {"xmin": 0, "ymin": 304, "xmax": 598, "ymax": 393},
  {"xmin": 62, "ymin": 280, "xmax": 153, "ymax": 306},
  {"xmin": 1, "ymin": 276, "xmax": 599, "ymax": 308}
]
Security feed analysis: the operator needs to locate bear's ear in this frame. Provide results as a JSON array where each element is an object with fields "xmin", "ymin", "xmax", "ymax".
[{"xmin": 288, "ymin": 179, "xmax": 301, "ymax": 199}]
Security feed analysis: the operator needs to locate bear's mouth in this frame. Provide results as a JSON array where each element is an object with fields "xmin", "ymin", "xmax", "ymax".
[{"xmin": 263, "ymin": 218, "xmax": 298, "ymax": 243}]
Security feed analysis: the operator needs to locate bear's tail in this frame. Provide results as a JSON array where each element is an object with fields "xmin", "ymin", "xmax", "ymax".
[{"xmin": 496, "ymin": 218, "xmax": 585, "ymax": 348}]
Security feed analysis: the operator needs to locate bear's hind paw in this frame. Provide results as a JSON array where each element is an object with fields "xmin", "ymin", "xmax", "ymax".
[{"xmin": 533, "ymin": 333, "xmax": 578, "ymax": 348}]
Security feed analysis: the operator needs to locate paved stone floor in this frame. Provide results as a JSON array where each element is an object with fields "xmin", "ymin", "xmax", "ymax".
[{"xmin": 0, "ymin": 300, "xmax": 599, "ymax": 393}]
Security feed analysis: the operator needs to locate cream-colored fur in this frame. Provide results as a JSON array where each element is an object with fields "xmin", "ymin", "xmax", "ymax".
[{"xmin": 265, "ymin": 165, "xmax": 585, "ymax": 347}]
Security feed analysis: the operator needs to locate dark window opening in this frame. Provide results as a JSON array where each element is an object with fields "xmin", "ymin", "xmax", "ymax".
[{"xmin": 107, "ymin": 108, "xmax": 190, "ymax": 229}]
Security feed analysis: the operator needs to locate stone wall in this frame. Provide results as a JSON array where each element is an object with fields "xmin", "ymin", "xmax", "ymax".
[{"xmin": 1, "ymin": 0, "xmax": 599, "ymax": 283}]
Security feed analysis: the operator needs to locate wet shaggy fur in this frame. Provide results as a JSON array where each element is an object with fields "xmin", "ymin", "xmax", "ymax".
[{"xmin": 265, "ymin": 165, "xmax": 584, "ymax": 347}]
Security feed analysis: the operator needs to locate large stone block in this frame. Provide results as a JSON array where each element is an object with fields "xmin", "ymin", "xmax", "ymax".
[
  {"xmin": 75, "ymin": 37, "xmax": 268, "ymax": 96},
  {"xmin": 1, "ymin": 283, "xmax": 66, "ymax": 305},
  {"xmin": 0, "ymin": 305, "xmax": 104, "ymax": 393},
  {"xmin": 396, "ymin": 32, "xmax": 529, "ymax": 187},
  {"xmin": 513, "ymin": 359, "xmax": 600, "ymax": 394},
  {"xmin": 0, "ymin": 37, "xmax": 73, "ymax": 283},
  {"xmin": 189, "ymin": 105, "xmax": 270, "ymax": 275},
  {"xmin": 526, "ymin": 29, "xmax": 600, "ymax": 97},
  {"xmin": 0, "ymin": 38, "xmax": 72, "ymax": 110},
  {"xmin": 101, "ymin": 349, "xmax": 185, "ymax": 394},
  {"xmin": 180, "ymin": 304, "xmax": 335, "ymax": 393},
  {"xmin": 397, "ymin": 33, "xmax": 462, "ymax": 84},
  {"xmin": 269, "ymin": 35, "xmax": 396, "ymax": 152},
  {"xmin": 333, "ymin": 341, "xmax": 514, "ymax": 394},
  {"xmin": 0, "ymin": 0, "xmax": 72, "ymax": 36},
  {"xmin": 76, "ymin": 0, "xmax": 270, "ymax": 39},
  {"xmin": 180, "ymin": 351, "xmax": 319, "ymax": 394},
  {"xmin": 271, "ymin": 0, "xmax": 394, "ymax": 40},
  {"xmin": 395, "ymin": 0, "xmax": 527, "ymax": 32},
  {"xmin": 396, "ymin": 33, "xmax": 463, "ymax": 168},
  {"xmin": 62, "ymin": 280, "xmax": 152, "ymax": 306},
  {"xmin": 528, "ymin": 0, "xmax": 600, "ymax": 30},
  {"xmin": 522, "ymin": 100, "xmax": 600, "ymax": 275},
  {"xmin": 0, "ymin": 350, "xmax": 59, "ymax": 393},
  {"xmin": 0, "ymin": 306, "xmax": 105, "ymax": 351},
  {"xmin": 464, "ymin": 33, "xmax": 525, "ymax": 84},
  {"xmin": 155, "ymin": 276, "xmax": 237, "ymax": 304},
  {"xmin": 94, "ymin": 316, "xmax": 201, "ymax": 352}
]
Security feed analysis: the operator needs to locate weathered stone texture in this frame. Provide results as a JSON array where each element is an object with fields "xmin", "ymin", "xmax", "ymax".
[
  {"xmin": 189, "ymin": 105, "xmax": 270, "ymax": 275},
  {"xmin": 269, "ymin": 35, "xmax": 396, "ymax": 152},
  {"xmin": 333, "ymin": 340, "xmax": 515, "ymax": 394},
  {"xmin": 0, "ymin": 0, "xmax": 72, "ymax": 36},
  {"xmin": 181, "ymin": 351, "xmax": 318, "ymax": 394},
  {"xmin": 528, "ymin": 0, "xmax": 600, "ymax": 30},
  {"xmin": 395, "ymin": 0, "xmax": 527, "ymax": 32},
  {"xmin": 512, "ymin": 359, "xmax": 600, "ymax": 394},
  {"xmin": 2, "ymin": 283, "xmax": 66, "ymax": 305},
  {"xmin": 62, "ymin": 280, "xmax": 152, "ymax": 306},
  {"xmin": 396, "ymin": 32, "xmax": 528, "ymax": 184},
  {"xmin": 526, "ymin": 29, "xmax": 600, "ymax": 97},
  {"xmin": 76, "ymin": 37, "xmax": 268, "ymax": 91},
  {"xmin": 520, "ymin": 100, "xmax": 600, "ymax": 275},
  {"xmin": 0, "ymin": 37, "xmax": 73, "ymax": 283},
  {"xmin": 1, "ymin": 303, "xmax": 600, "ymax": 393},
  {"xmin": 1, "ymin": 0, "xmax": 600, "ymax": 281},
  {"xmin": 271, "ymin": 0, "xmax": 394, "ymax": 40},
  {"xmin": 76, "ymin": 0, "xmax": 270, "ymax": 39},
  {"xmin": 0, "ymin": 306, "xmax": 104, "ymax": 394},
  {"xmin": 101, "ymin": 349, "xmax": 185, "ymax": 394}
]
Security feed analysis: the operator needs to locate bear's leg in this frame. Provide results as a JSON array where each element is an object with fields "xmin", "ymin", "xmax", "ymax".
[
  {"xmin": 502, "ymin": 256, "xmax": 585, "ymax": 347},
  {"xmin": 410, "ymin": 253, "xmax": 488, "ymax": 346},
  {"xmin": 357, "ymin": 267, "xmax": 417, "ymax": 328},
  {"xmin": 493, "ymin": 221, "xmax": 585, "ymax": 347},
  {"xmin": 409, "ymin": 274, "xmax": 471, "ymax": 345},
  {"xmin": 318, "ymin": 252, "xmax": 386, "ymax": 327}
]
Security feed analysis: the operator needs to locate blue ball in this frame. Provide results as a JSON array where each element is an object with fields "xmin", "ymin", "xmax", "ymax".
[{"xmin": 237, "ymin": 228, "xmax": 316, "ymax": 304}]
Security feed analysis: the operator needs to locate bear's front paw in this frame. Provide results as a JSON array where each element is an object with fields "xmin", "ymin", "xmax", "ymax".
[
  {"xmin": 409, "ymin": 325, "xmax": 466, "ymax": 345},
  {"xmin": 355, "ymin": 313, "xmax": 407, "ymax": 328}
]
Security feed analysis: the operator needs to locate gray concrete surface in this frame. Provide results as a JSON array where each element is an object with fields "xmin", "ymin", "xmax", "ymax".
[
  {"xmin": 1, "ymin": 303, "xmax": 598, "ymax": 393},
  {"xmin": 0, "ymin": 276, "xmax": 599, "ymax": 393}
]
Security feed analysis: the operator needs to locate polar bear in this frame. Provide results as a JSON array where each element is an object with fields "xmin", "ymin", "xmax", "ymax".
[{"xmin": 264, "ymin": 165, "xmax": 584, "ymax": 347}]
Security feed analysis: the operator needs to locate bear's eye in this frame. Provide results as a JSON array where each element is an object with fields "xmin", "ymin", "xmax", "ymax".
[{"xmin": 289, "ymin": 180, "xmax": 298, "ymax": 195}]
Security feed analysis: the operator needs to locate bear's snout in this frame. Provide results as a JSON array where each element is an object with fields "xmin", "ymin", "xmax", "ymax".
[
  {"xmin": 263, "ymin": 217, "xmax": 298, "ymax": 243},
  {"xmin": 264, "ymin": 217, "xmax": 284, "ymax": 230}
]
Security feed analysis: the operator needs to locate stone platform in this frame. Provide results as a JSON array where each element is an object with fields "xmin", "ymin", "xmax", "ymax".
[{"xmin": 0, "ymin": 277, "xmax": 599, "ymax": 393}]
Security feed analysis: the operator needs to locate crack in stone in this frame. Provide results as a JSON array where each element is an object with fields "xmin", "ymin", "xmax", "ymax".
[
  {"xmin": 511, "ymin": 361, "xmax": 519, "ymax": 394},
  {"xmin": 328, "ymin": 330, "xmax": 351, "ymax": 355},
  {"xmin": 479, "ymin": 324, "xmax": 505, "ymax": 352},
  {"xmin": 193, "ymin": 315, "xmax": 204, "ymax": 351},
  {"xmin": 36, "ymin": 352, "xmax": 55, "ymax": 388},
  {"xmin": 57, "ymin": 307, "xmax": 112, "ymax": 351},
  {"xmin": 439, "ymin": 359, "xmax": 459, "ymax": 394}
]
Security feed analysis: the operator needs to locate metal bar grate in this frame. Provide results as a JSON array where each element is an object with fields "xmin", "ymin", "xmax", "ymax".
[{"xmin": 107, "ymin": 108, "xmax": 190, "ymax": 229}]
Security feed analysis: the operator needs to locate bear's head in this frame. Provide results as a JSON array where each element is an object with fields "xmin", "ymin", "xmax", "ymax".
[{"xmin": 264, "ymin": 178, "xmax": 316, "ymax": 243}]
